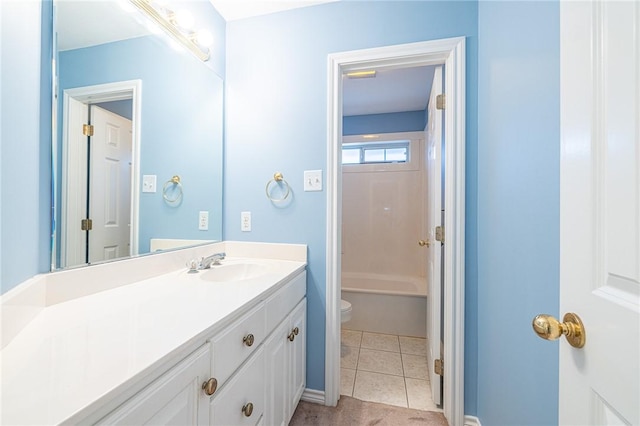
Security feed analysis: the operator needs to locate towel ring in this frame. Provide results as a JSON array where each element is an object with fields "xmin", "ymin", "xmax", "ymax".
[
  {"xmin": 265, "ymin": 172, "xmax": 291, "ymax": 202},
  {"xmin": 163, "ymin": 175, "xmax": 183, "ymax": 203}
]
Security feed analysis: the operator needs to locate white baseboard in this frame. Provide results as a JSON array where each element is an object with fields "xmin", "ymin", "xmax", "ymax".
[
  {"xmin": 464, "ymin": 415, "xmax": 481, "ymax": 426},
  {"xmin": 301, "ymin": 388, "xmax": 325, "ymax": 405}
]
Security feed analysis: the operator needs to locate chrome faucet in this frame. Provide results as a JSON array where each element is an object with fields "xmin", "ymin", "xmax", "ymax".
[{"xmin": 199, "ymin": 252, "xmax": 226, "ymax": 269}]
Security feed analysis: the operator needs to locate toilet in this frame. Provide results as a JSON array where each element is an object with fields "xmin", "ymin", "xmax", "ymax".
[{"xmin": 341, "ymin": 299, "xmax": 352, "ymax": 323}]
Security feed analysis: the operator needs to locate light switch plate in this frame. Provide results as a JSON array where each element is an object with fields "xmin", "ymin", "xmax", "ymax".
[
  {"xmin": 304, "ymin": 170, "xmax": 323, "ymax": 192},
  {"xmin": 142, "ymin": 175, "xmax": 157, "ymax": 193}
]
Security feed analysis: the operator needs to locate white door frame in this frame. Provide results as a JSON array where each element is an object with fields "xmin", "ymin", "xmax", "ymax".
[
  {"xmin": 325, "ymin": 37, "xmax": 466, "ymax": 425},
  {"xmin": 60, "ymin": 80, "xmax": 142, "ymax": 266}
]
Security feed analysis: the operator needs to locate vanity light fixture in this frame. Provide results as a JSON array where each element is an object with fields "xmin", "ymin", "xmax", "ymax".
[
  {"xmin": 345, "ymin": 70, "xmax": 377, "ymax": 79},
  {"xmin": 129, "ymin": 0, "xmax": 211, "ymax": 61}
]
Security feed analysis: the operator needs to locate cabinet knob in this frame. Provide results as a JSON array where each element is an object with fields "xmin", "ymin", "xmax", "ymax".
[
  {"xmin": 288, "ymin": 331, "xmax": 295, "ymax": 342},
  {"xmin": 243, "ymin": 333, "xmax": 255, "ymax": 347},
  {"xmin": 242, "ymin": 402, "xmax": 254, "ymax": 417},
  {"xmin": 293, "ymin": 326, "xmax": 299, "ymax": 336},
  {"xmin": 202, "ymin": 378, "xmax": 218, "ymax": 396}
]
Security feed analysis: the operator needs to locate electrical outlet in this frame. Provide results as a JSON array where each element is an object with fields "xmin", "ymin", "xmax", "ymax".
[
  {"xmin": 241, "ymin": 211, "xmax": 251, "ymax": 232},
  {"xmin": 304, "ymin": 170, "xmax": 322, "ymax": 191},
  {"xmin": 142, "ymin": 175, "xmax": 157, "ymax": 193},
  {"xmin": 199, "ymin": 211, "xmax": 209, "ymax": 230}
]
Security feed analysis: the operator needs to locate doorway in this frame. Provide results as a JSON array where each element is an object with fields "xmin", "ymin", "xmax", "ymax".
[
  {"xmin": 325, "ymin": 38, "xmax": 466, "ymax": 426},
  {"xmin": 59, "ymin": 80, "xmax": 141, "ymax": 268}
]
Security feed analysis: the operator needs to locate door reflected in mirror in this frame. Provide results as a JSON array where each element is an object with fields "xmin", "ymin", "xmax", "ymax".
[{"xmin": 52, "ymin": 0, "xmax": 224, "ymax": 269}]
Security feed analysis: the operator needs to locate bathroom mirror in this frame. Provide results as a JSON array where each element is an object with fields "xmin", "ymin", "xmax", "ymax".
[{"xmin": 51, "ymin": 0, "xmax": 224, "ymax": 269}]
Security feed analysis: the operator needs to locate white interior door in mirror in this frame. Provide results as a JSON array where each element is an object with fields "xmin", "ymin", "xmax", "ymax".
[
  {"xmin": 89, "ymin": 106, "xmax": 132, "ymax": 264},
  {"xmin": 560, "ymin": 1, "xmax": 639, "ymax": 424}
]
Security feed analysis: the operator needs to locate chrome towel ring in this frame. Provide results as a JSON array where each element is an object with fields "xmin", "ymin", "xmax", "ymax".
[
  {"xmin": 265, "ymin": 172, "xmax": 291, "ymax": 202},
  {"xmin": 163, "ymin": 175, "xmax": 183, "ymax": 203}
]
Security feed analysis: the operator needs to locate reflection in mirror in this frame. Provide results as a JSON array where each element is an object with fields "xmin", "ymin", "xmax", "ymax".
[{"xmin": 52, "ymin": 1, "xmax": 224, "ymax": 269}]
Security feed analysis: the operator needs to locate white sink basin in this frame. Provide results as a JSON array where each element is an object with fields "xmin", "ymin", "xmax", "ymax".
[{"xmin": 199, "ymin": 263, "xmax": 269, "ymax": 282}]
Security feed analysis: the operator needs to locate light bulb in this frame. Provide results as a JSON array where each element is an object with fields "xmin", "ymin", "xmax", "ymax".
[
  {"xmin": 196, "ymin": 29, "xmax": 213, "ymax": 47},
  {"xmin": 174, "ymin": 9, "xmax": 195, "ymax": 29}
]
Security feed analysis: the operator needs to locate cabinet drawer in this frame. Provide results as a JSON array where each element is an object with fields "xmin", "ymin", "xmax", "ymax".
[
  {"xmin": 210, "ymin": 347, "xmax": 265, "ymax": 426},
  {"xmin": 210, "ymin": 302, "xmax": 266, "ymax": 388},
  {"xmin": 265, "ymin": 271, "xmax": 306, "ymax": 334}
]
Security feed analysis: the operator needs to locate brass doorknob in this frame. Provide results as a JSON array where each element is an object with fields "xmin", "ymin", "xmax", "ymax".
[
  {"xmin": 418, "ymin": 240, "xmax": 431, "ymax": 247},
  {"xmin": 242, "ymin": 402, "xmax": 254, "ymax": 417},
  {"xmin": 532, "ymin": 313, "xmax": 586, "ymax": 348},
  {"xmin": 243, "ymin": 334, "xmax": 255, "ymax": 347},
  {"xmin": 202, "ymin": 378, "xmax": 218, "ymax": 396}
]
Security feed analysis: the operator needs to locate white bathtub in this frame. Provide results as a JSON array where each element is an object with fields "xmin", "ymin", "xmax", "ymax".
[{"xmin": 341, "ymin": 272, "xmax": 427, "ymax": 338}]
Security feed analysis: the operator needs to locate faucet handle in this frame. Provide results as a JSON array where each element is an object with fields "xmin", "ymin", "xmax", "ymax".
[{"xmin": 186, "ymin": 259, "xmax": 199, "ymax": 273}]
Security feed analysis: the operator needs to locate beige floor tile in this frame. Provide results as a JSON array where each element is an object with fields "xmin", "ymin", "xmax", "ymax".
[
  {"xmin": 353, "ymin": 370, "xmax": 408, "ymax": 408},
  {"xmin": 341, "ymin": 329, "xmax": 362, "ymax": 348},
  {"xmin": 405, "ymin": 378, "xmax": 442, "ymax": 411},
  {"xmin": 402, "ymin": 353, "xmax": 429, "ymax": 380},
  {"xmin": 361, "ymin": 332, "xmax": 400, "ymax": 352},
  {"xmin": 341, "ymin": 344, "xmax": 359, "ymax": 369},
  {"xmin": 399, "ymin": 336, "xmax": 428, "ymax": 356},
  {"xmin": 340, "ymin": 368, "xmax": 356, "ymax": 396},
  {"xmin": 358, "ymin": 348, "xmax": 403, "ymax": 376}
]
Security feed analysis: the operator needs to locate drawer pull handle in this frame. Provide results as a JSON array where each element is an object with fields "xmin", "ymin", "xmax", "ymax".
[
  {"xmin": 202, "ymin": 378, "xmax": 218, "ymax": 396},
  {"xmin": 242, "ymin": 402, "xmax": 254, "ymax": 417},
  {"xmin": 243, "ymin": 334, "xmax": 255, "ymax": 347}
]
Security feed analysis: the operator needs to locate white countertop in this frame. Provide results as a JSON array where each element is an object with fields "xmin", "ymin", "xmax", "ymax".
[{"xmin": 0, "ymin": 256, "xmax": 305, "ymax": 425}]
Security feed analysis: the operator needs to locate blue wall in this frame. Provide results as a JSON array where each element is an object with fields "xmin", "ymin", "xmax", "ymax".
[
  {"xmin": 224, "ymin": 1, "xmax": 479, "ymax": 410},
  {"xmin": 477, "ymin": 1, "xmax": 560, "ymax": 424},
  {"xmin": 343, "ymin": 110, "xmax": 426, "ymax": 135},
  {"xmin": 1, "ymin": 0, "xmax": 51, "ymax": 293}
]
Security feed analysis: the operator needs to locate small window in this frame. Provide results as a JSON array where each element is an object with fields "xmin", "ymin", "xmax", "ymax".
[{"xmin": 341, "ymin": 140, "xmax": 409, "ymax": 165}]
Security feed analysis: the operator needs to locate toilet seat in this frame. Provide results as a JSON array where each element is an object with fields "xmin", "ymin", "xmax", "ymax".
[{"xmin": 341, "ymin": 299, "xmax": 352, "ymax": 323}]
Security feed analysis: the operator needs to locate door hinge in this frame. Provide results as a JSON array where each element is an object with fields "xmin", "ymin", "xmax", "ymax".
[
  {"xmin": 81, "ymin": 218, "xmax": 93, "ymax": 231},
  {"xmin": 435, "ymin": 225, "xmax": 445, "ymax": 243},
  {"xmin": 436, "ymin": 94, "xmax": 446, "ymax": 110},
  {"xmin": 434, "ymin": 358, "xmax": 444, "ymax": 376},
  {"xmin": 82, "ymin": 124, "xmax": 94, "ymax": 136}
]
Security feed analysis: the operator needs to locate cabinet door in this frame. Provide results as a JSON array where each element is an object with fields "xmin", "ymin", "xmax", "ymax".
[
  {"xmin": 287, "ymin": 299, "xmax": 306, "ymax": 422},
  {"xmin": 96, "ymin": 345, "xmax": 210, "ymax": 425},
  {"xmin": 264, "ymin": 319, "xmax": 290, "ymax": 426},
  {"xmin": 210, "ymin": 347, "xmax": 265, "ymax": 426}
]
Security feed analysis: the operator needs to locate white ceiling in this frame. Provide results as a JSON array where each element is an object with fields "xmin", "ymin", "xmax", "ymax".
[
  {"xmin": 208, "ymin": 0, "xmax": 339, "ymax": 22},
  {"xmin": 56, "ymin": 0, "xmax": 434, "ymax": 116},
  {"xmin": 56, "ymin": 1, "xmax": 151, "ymax": 51},
  {"xmin": 343, "ymin": 66, "xmax": 436, "ymax": 117}
]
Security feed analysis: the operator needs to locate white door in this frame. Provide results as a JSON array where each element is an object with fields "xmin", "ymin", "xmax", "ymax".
[
  {"xmin": 425, "ymin": 65, "xmax": 443, "ymax": 406},
  {"xmin": 88, "ymin": 105, "xmax": 132, "ymax": 263},
  {"xmin": 559, "ymin": 1, "xmax": 639, "ymax": 424},
  {"xmin": 62, "ymin": 97, "xmax": 89, "ymax": 268}
]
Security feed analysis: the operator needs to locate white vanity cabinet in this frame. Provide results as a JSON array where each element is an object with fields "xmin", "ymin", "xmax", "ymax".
[
  {"xmin": 209, "ymin": 271, "xmax": 307, "ymax": 426},
  {"xmin": 96, "ymin": 344, "xmax": 212, "ymax": 425}
]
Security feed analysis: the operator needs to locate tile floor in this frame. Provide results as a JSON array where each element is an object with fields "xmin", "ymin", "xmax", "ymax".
[{"xmin": 340, "ymin": 328, "xmax": 442, "ymax": 412}]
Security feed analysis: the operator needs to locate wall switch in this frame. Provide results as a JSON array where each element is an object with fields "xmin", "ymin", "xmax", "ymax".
[
  {"xmin": 241, "ymin": 211, "xmax": 251, "ymax": 232},
  {"xmin": 198, "ymin": 211, "xmax": 209, "ymax": 230},
  {"xmin": 142, "ymin": 175, "xmax": 157, "ymax": 193},
  {"xmin": 304, "ymin": 170, "xmax": 323, "ymax": 191}
]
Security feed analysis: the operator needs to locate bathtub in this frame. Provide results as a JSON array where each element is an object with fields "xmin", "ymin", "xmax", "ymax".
[{"xmin": 341, "ymin": 272, "xmax": 427, "ymax": 338}]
